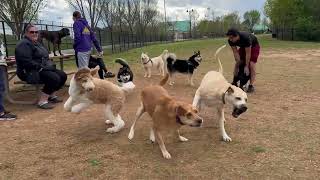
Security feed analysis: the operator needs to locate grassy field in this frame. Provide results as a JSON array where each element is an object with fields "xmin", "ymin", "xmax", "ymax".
[{"xmin": 1, "ymin": 34, "xmax": 320, "ymax": 179}]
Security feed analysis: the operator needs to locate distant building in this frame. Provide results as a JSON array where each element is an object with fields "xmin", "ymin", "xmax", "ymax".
[
  {"xmin": 167, "ymin": 20, "xmax": 191, "ymax": 40},
  {"xmin": 253, "ymin": 24, "xmax": 269, "ymax": 32}
]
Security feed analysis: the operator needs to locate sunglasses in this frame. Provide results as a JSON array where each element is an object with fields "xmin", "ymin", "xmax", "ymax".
[{"xmin": 29, "ymin": 31, "xmax": 38, "ymax": 34}]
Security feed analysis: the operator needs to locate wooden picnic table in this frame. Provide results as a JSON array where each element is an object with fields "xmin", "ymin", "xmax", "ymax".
[{"xmin": 0, "ymin": 54, "xmax": 74, "ymax": 105}]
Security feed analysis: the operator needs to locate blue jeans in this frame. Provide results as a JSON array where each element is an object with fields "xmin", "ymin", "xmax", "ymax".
[{"xmin": 0, "ymin": 68, "xmax": 5, "ymax": 113}]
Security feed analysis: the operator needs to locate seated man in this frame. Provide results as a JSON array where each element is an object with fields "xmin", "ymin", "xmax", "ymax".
[
  {"xmin": 88, "ymin": 55, "xmax": 115, "ymax": 79},
  {"xmin": 15, "ymin": 24, "xmax": 67, "ymax": 109}
]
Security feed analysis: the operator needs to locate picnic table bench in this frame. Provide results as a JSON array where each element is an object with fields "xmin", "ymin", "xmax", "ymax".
[{"xmin": 0, "ymin": 54, "xmax": 75, "ymax": 105}]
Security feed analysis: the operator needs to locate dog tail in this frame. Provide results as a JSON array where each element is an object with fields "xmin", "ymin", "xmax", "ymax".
[
  {"xmin": 115, "ymin": 58, "xmax": 129, "ymax": 67},
  {"xmin": 166, "ymin": 53, "xmax": 176, "ymax": 73},
  {"xmin": 159, "ymin": 73, "xmax": 169, "ymax": 86},
  {"xmin": 162, "ymin": 49, "xmax": 169, "ymax": 55},
  {"xmin": 215, "ymin": 44, "xmax": 226, "ymax": 74}
]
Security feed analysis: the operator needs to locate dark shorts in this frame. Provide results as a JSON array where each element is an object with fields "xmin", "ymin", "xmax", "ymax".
[{"xmin": 238, "ymin": 45, "xmax": 260, "ymax": 63}]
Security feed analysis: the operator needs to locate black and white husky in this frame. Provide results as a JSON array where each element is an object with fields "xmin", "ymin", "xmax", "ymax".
[
  {"xmin": 115, "ymin": 58, "xmax": 135, "ymax": 93},
  {"xmin": 166, "ymin": 51, "xmax": 202, "ymax": 86}
]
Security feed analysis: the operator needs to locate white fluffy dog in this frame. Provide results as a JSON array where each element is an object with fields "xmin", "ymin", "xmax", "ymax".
[
  {"xmin": 64, "ymin": 67, "xmax": 128, "ymax": 133},
  {"xmin": 141, "ymin": 50, "xmax": 168, "ymax": 78}
]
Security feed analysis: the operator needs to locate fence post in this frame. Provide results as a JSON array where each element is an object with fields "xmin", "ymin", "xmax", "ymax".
[
  {"xmin": 127, "ymin": 33, "xmax": 130, "ymax": 49},
  {"xmin": 45, "ymin": 25, "xmax": 51, "ymax": 52},
  {"xmin": 110, "ymin": 30, "xmax": 114, "ymax": 54},
  {"xmin": 291, "ymin": 28, "xmax": 294, "ymax": 41},
  {"xmin": 122, "ymin": 33, "xmax": 127, "ymax": 51},
  {"xmin": 98, "ymin": 29, "xmax": 102, "ymax": 47},
  {"xmin": 135, "ymin": 34, "xmax": 138, "ymax": 48},
  {"xmin": 1, "ymin": 21, "xmax": 8, "ymax": 57},
  {"xmin": 119, "ymin": 32, "xmax": 121, "ymax": 52}
]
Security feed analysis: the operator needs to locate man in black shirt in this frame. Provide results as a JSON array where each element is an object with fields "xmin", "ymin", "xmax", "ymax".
[{"xmin": 226, "ymin": 28, "xmax": 260, "ymax": 93}]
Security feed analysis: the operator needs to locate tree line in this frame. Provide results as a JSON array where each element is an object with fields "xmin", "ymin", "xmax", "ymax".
[
  {"xmin": 196, "ymin": 10, "xmax": 268, "ymax": 38},
  {"xmin": 0, "ymin": 0, "xmax": 166, "ymax": 40},
  {"xmin": 264, "ymin": 0, "xmax": 320, "ymax": 41}
]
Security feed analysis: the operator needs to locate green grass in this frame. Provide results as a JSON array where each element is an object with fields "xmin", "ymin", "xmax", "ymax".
[
  {"xmin": 106, "ymin": 34, "xmax": 320, "ymax": 63},
  {"xmin": 26, "ymin": 34, "xmax": 320, "ymax": 72},
  {"xmin": 88, "ymin": 159, "xmax": 101, "ymax": 166},
  {"xmin": 252, "ymin": 146, "xmax": 267, "ymax": 153}
]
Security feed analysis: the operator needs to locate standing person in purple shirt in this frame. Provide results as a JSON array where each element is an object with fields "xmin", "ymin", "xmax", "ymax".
[{"xmin": 72, "ymin": 11, "xmax": 103, "ymax": 68}]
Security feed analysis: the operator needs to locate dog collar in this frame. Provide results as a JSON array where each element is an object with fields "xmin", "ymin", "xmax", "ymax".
[
  {"xmin": 222, "ymin": 88, "xmax": 229, "ymax": 104},
  {"xmin": 176, "ymin": 116, "xmax": 184, "ymax": 125},
  {"xmin": 143, "ymin": 58, "xmax": 153, "ymax": 65}
]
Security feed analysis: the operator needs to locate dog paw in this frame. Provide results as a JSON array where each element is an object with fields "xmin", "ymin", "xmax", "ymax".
[
  {"xmin": 179, "ymin": 136, "xmax": 189, "ymax": 142},
  {"xmin": 106, "ymin": 126, "xmax": 121, "ymax": 133},
  {"xmin": 162, "ymin": 151, "xmax": 171, "ymax": 159},
  {"xmin": 169, "ymin": 82, "xmax": 174, "ymax": 86},
  {"xmin": 128, "ymin": 130, "xmax": 134, "ymax": 140},
  {"xmin": 144, "ymin": 75, "xmax": 147, "ymax": 78},
  {"xmin": 105, "ymin": 120, "xmax": 112, "ymax": 124},
  {"xmin": 150, "ymin": 135, "xmax": 155, "ymax": 143},
  {"xmin": 71, "ymin": 107, "xmax": 81, "ymax": 113},
  {"xmin": 64, "ymin": 104, "xmax": 72, "ymax": 112},
  {"xmin": 222, "ymin": 135, "xmax": 232, "ymax": 142},
  {"xmin": 147, "ymin": 76, "xmax": 151, "ymax": 78}
]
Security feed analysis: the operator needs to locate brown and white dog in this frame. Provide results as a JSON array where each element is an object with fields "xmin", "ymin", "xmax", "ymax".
[
  {"xmin": 128, "ymin": 74, "xmax": 203, "ymax": 159},
  {"xmin": 64, "ymin": 67, "xmax": 127, "ymax": 133}
]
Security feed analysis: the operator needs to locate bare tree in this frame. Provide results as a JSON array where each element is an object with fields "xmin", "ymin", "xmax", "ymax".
[
  {"xmin": 0, "ymin": 0, "xmax": 46, "ymax": 39},
  {"xmin": 138, "ymin": 0, "xmax": 158, "ymax": 41},
  {"xmin": 67, "ymin": 0, "xmax": 109, "ymax": 28},
  {"xmin": 123, "ymin": 0, "xmax": 140, "ymax": 35}
]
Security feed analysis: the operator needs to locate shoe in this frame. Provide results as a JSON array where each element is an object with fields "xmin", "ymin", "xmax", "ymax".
[
  {"xmin": 0, "ymin": 112, "xmax": 17, "ymax": 121},
  {"xmin": 38, "ymin": 102, "xmax": 55, "ymax": 109},
  {"xmin": 48, "ymin": 96, "xmax": 63, "ymax": 103},
  {"xmin": 104, "ymin": 72, "xmax": 115, "ymax": 78},
  {"xmin": 247, "ymin": 85, "xmax": 255, "ymax": 93}
]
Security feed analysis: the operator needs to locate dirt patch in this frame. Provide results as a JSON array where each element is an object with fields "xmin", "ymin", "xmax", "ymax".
[
  {"xmin": 0, "ymin": 48, "xmax": 319, "ymax": 179},
  {"xmin": 261, "ymin": 49, "xmax": 320, "ymax": 61}
]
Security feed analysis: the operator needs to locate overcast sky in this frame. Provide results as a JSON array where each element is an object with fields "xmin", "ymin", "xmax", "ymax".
[{"xmin": 39, "ymin": 0, "xmax": 266, "ymax": 25}]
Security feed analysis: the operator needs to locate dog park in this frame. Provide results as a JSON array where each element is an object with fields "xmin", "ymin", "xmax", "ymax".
[
  {"xmin": 0, "ymin": 0, "xmax": 320, "ymax": 179},
  {"xmin": 0, "ymin": 35, "xmax": 319, "ymax": 179}
]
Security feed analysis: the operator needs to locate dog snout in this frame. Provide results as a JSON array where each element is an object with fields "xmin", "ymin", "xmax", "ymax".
[
  {"xmin": 194, "ymin": 117, "xmax": 203, "ymax": 127},
  {"xmin": 240, "ymin": 105, "xmax": 248, "ymax": 113}
]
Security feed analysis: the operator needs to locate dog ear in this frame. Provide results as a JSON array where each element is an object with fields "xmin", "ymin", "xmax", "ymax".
[
  {"xmin": 90, "ymin": 66, "xmax": 99, "ymax": 76},
  {"xmin": 75, "ymin": 68, "xmax": 90, "ymax": 80},
  {"xmin": 175, "ymin": 104, "xmax": 187, "ymax": 116},
  {"xmin": 227, "ymin": 86, "xmax": 234, "ymax": 94}
]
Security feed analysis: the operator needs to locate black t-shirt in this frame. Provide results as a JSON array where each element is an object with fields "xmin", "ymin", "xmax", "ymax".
[{"xmin": 228, "ymin": 32, "xmax": 259, "ymax": 47}]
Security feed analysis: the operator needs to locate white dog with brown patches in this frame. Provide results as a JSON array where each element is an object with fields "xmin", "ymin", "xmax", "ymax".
[
  {"xmin": 64, "ymin": 67, "xmax": 127, "ymax": 133},
  {"xmin": 141, "ymin": 50, "xmax": 168, "ymax": 78},
  {"xmin": 192, "ymin": 45, "xmax": 248, "ymax": 142}
]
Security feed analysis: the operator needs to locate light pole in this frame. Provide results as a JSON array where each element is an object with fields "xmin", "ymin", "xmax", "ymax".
[
  {"xmin": 57, "ymin": 17, "xmax": 63, "ymax": 26},
  {"xmin": 164, "ymin": 0, "xmax": 167, "ymax": 40},
  {"xmin": 186, "ymin": 9, "xmax": 193, "ymax": 38}
]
